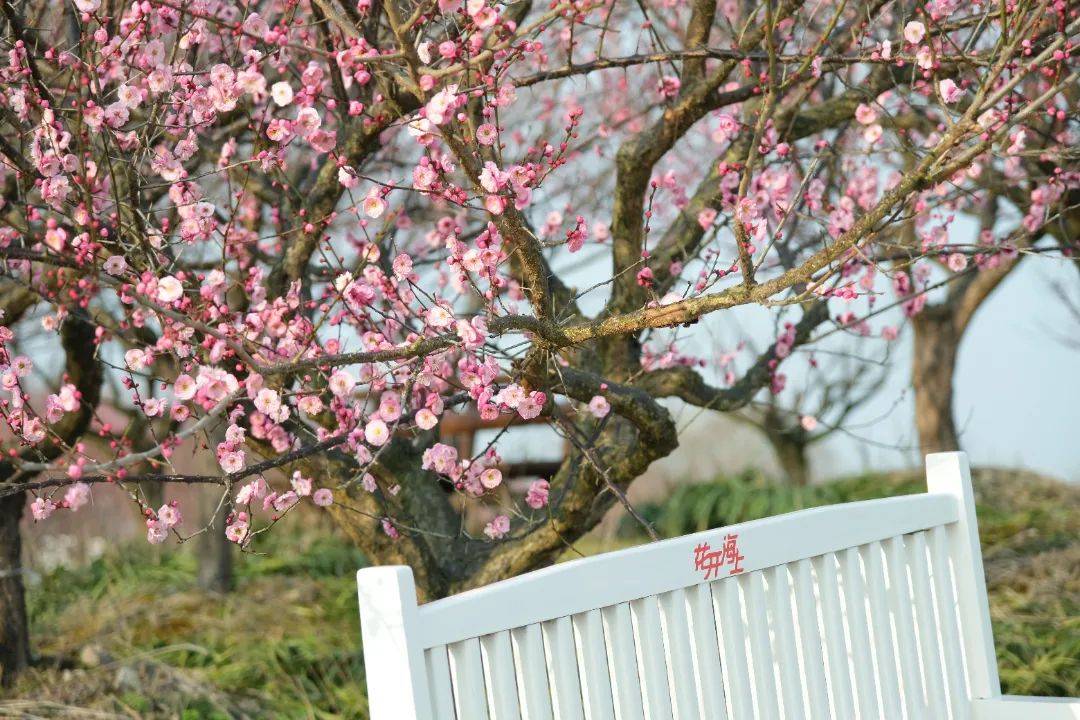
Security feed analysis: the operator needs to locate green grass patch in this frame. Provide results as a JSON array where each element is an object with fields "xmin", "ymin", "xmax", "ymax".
[{"xmin": 12, "ymin": 515, "xmax": 368, "ymax": 718}]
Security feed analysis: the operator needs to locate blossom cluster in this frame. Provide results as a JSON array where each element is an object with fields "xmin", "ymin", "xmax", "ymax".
[{"xmin": 0, "ymin": 0, "xmax": 1075, "ymax": 552}]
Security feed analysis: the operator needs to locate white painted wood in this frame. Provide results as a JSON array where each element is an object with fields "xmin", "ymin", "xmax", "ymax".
[
  {"xmin": 813, "ymin": 552, "xmax": 856, "ymax": 719},
  {"xmin": 713, "ymin": 576, "xmax": 753, "ymax": 720},
  {"xmin": 841, "ymin": 546, "xmax": 881, "ymax": 719},
  {"xmin": 792, "ymin": 559, "xmax": 830, "ymax": 720},
  {"xmin": 909, "ymin": 531, "xmax": 950, "ymax": 718},
  {"xmin": 684, "ymin": 583, "xmax": 728, "ymax": 719},
  {"xmin": 886, "ymin": 534, "xmax": 928, "ymax": 719},
  {"xmin": 742, "ymin": 572, "xmax": 781, "ymax": 720},
  {"xmin": 926, "ymin": 452, "xmax": 1001, "ymax": 700},
  {"xmin": 510, "ymin": 624, "xmax": 554, "ymax": 720},
  {"xmin": 417, "ymin": 494, "xmax": 957, "ymax": 648},
  {"xmin": 357, "ymin": 453, "xmax": 1080, "ymax": 720},
  {"xmin": 573, "ymin": 609, "xmax": 617, "ymax": 720},
  {"xmin": 861, "ymin": 541, "xmax": 903, "ymax": 719},
  {"xmin": 972, "ymin": 697, "xmax": 1080, "ymax": 720},
  {"xmin": 542, "ymin": 616, "xmax": 586, "ymax": 720},
  {"xmin": 630, "ymin": 595, "xmax": 675, "ymax": 720},
  {"xmin": 767, "ymin": 564, "xmax": 805, "ymax": 720},
  {"xmin": 601, "ymin": 603, "xmax": 647, "ymax": 720},
  {"xmin": 356, "ymin": 567, "xmax": 432, "ymax": 720},
  {"xmin": 930, "ymin": 524, "xmax": 973, "ymax": 720},
  {"xmin": 425, "ymin": 645, "xmax": 456, "ymax": 720},
  {"xmin": 481, "ymin": 631, "xmax": 523, "ymax": 720},
  {"xmin": 449, "ymin": 637, "xmax": 491, "ymax": 720},
  {"xmin": 656, "ymin": 588, "xmax": 701, "ymax": 720}
]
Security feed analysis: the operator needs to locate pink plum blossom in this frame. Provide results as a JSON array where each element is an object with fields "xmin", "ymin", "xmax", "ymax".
[
  {"xmin": 526, "ymin": 480, "xmax": 550, "ymax": 509},
  {"xmin": 157, "ymin": 503, "xmax": 182, "ymax": 528},
  {"xmin": 479, "ymin": 468, "xmax": 502, "ymax": 489},
  {"xmin": 365, "ymin": 418, "xmax": 390, "ymax": 446},
  {"xmin": 328, "ymin": 371, "xmax": 356, "ymax": 397},
  {"xmin": 226, "ymin": 516, "xmax": 250, "ymax": 544},
  {"xmin": 64, "ymin": 483, "xmax": 91, "ymax": 511},
  {"xmin": 588, "ymin": 395, "xmax": 611, "ymax": 418},
  {"xmin": 271, "ymin": 82, "xmax": 294, "ymax": 107},
  {"xmin": 904, "ymin": 20, "xmax": 926, "ymax": 44},
  {"xmin": 146, "ymin": 519, "xmax": 168, "ymax": 544},
  {"xmin": 484, "ymin": 515, "xmax": 510, "ymax": 539},
  {"xmin": 415, "ymin": 409, "xmax": 439, "ymax": 429},
  {"xmin": 476, "ymin": 124, "xmax": 498, "ymax": 145},
  {"xmin": 103, "ymin": 256, "xmax": 127, "ymax": 275},
  {"xmin": 157, "ymin": 276, "xmax": 184, "ymax": 303},
  {"xmin": 939, "ymin": 79, "xmax": 963, "ymax": 104},
  {"xmin": 363, "ymin": 189, "xmax": 387, "ymax": 218},
  {"xmin": 31, "ymin": 497, "xmax": 57, "ymax": 520},
  {"xmin": 219, "ymin": 450, "xmax": 245, "ymax": 474}
]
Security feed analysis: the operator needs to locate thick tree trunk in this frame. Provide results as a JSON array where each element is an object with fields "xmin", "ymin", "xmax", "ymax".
[
  {"xmin": 912, "ymin": 308, "xmax": 961, "ymax": 455},
  {"xmin": 197, "ymin": 493, "xmax": 234, "ymax": 594},
  {"xmin": 771, "ymin": 436, "xmax": 811, "ymax": 486},
  {"xmin": 197, "ymin": 425, "xmax": 233, "ymax": 594},
  {"xmin": 0, "ymin": 491, "xmax": 30, "ymax": 687}
]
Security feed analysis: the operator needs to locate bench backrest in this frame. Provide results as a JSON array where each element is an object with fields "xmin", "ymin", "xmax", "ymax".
[{"xmin": 357, "ymin": 452, "xmax": 1000, "ymax": 719}]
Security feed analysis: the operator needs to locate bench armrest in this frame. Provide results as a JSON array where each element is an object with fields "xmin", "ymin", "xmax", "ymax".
[{"xmin": 973, "ymin": 696, "xmax": 1080, "ymax": 720}]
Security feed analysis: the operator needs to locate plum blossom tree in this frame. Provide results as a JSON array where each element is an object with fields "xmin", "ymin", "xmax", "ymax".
[
  {"xmin": 902, "ymin": 179, "xmax": 1080, "ymax": 454},
  {"xmin": 1, "ymin": 0, "xmax": 1077, "ymax": 684}
]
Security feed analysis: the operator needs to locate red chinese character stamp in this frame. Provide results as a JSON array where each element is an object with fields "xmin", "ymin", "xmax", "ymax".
[{"xmin": 693, "ymin": 534, "xmax": 745, "ymax": 580}]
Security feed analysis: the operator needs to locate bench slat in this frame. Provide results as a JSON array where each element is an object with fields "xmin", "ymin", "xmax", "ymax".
[
  {"xmin": 417, "ymin": 495, "xmax": 958, "ymax": 649},
  {"xmin": 449, "ymin": 637, "xmax": 491, "ymax": 720},
  {"xmin": 602, "ymin": 603, "xmax": 647, "ymax": 720},
  {"xmin": 744, "ymin": 572, "xmax": 781, "ymax": 720},
  {"xmin": 862, "ymin": 541, "xmax": 904, "ymax": 719},
  {"xmin": 684, "ymin": 583, "xmax": 728, "ymax": 719},
  {"xmin": 842, "ymin": 547, "xmax": 881, "ymax": 718},
  {"xmin": 542, "ymin": 616, "xmax": 586, "ymax": 720},
  {"xmin": 910, "ymin": 532, "xmax": 950, "ymax": 717},
  {"xmin": 511, "ymin": 624, "xmax": 554, "ymax": 720},
  {"xmin": 657, "ymin": 588, "xmax": 700, "ymax": 720},
  {"xmin": 930, "ymin": 525, "xmax": 972, "ymax": 720},
  {"xmin": 768, "ymin": 565, "xmax": 805, "ymax": 720},
  {"xmin": 792, "ymin": 559, "xmax": 830, "ymax": 720},
  {"xmin": 815, "ymin": 553, "xmax": 857, "ymax": 718},
  {"xmin": 574, "ymin": 609, "xmax": 617, "ymax": 720},
  {"xmin": 714, "ymin": 577, "xmax": 754, "ymax": 720},
  {"xmin": 426, "ymin": 645, "xmax": 456, "ymax": 720},
  {"xmin": 887, "ymin": 535, "xmax": 928, "ymax": 718},
  {"xmin": 630, "ymin": 595, "xmax": 675, "ymax": 720},
  {"xmin": 482, "ymin": 631, "xmax": 523, "ymax": 720}
]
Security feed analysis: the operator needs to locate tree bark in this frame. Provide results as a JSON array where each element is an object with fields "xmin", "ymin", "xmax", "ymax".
[
  {"xmin": 197, "ymin": 489, "xmax": 234, "ymax": 594},
  {"xmin": 911, "ymin": 307, "xmax": 961, "ymax": 455},
  {"xmin": 771, "ymin": 435, "xmax": 811, "ymax": 486},
  {"xmin": 0, "ymin": 491, "xmax": 30, "ymax": 687}
]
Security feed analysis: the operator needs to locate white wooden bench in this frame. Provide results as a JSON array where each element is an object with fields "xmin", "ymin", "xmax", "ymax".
[{"xmin": 356, "ymin": 452, "xmax": 1080, "ymax": 719}]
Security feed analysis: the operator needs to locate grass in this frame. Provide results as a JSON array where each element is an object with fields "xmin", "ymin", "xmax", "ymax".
[
  {"xmin": 4, "ymin": 468, "xmax": 1077, "ymax": 717},
  {"xmin": 9, "ymin": 515, "xmax": 369, "ymax": 719}
]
